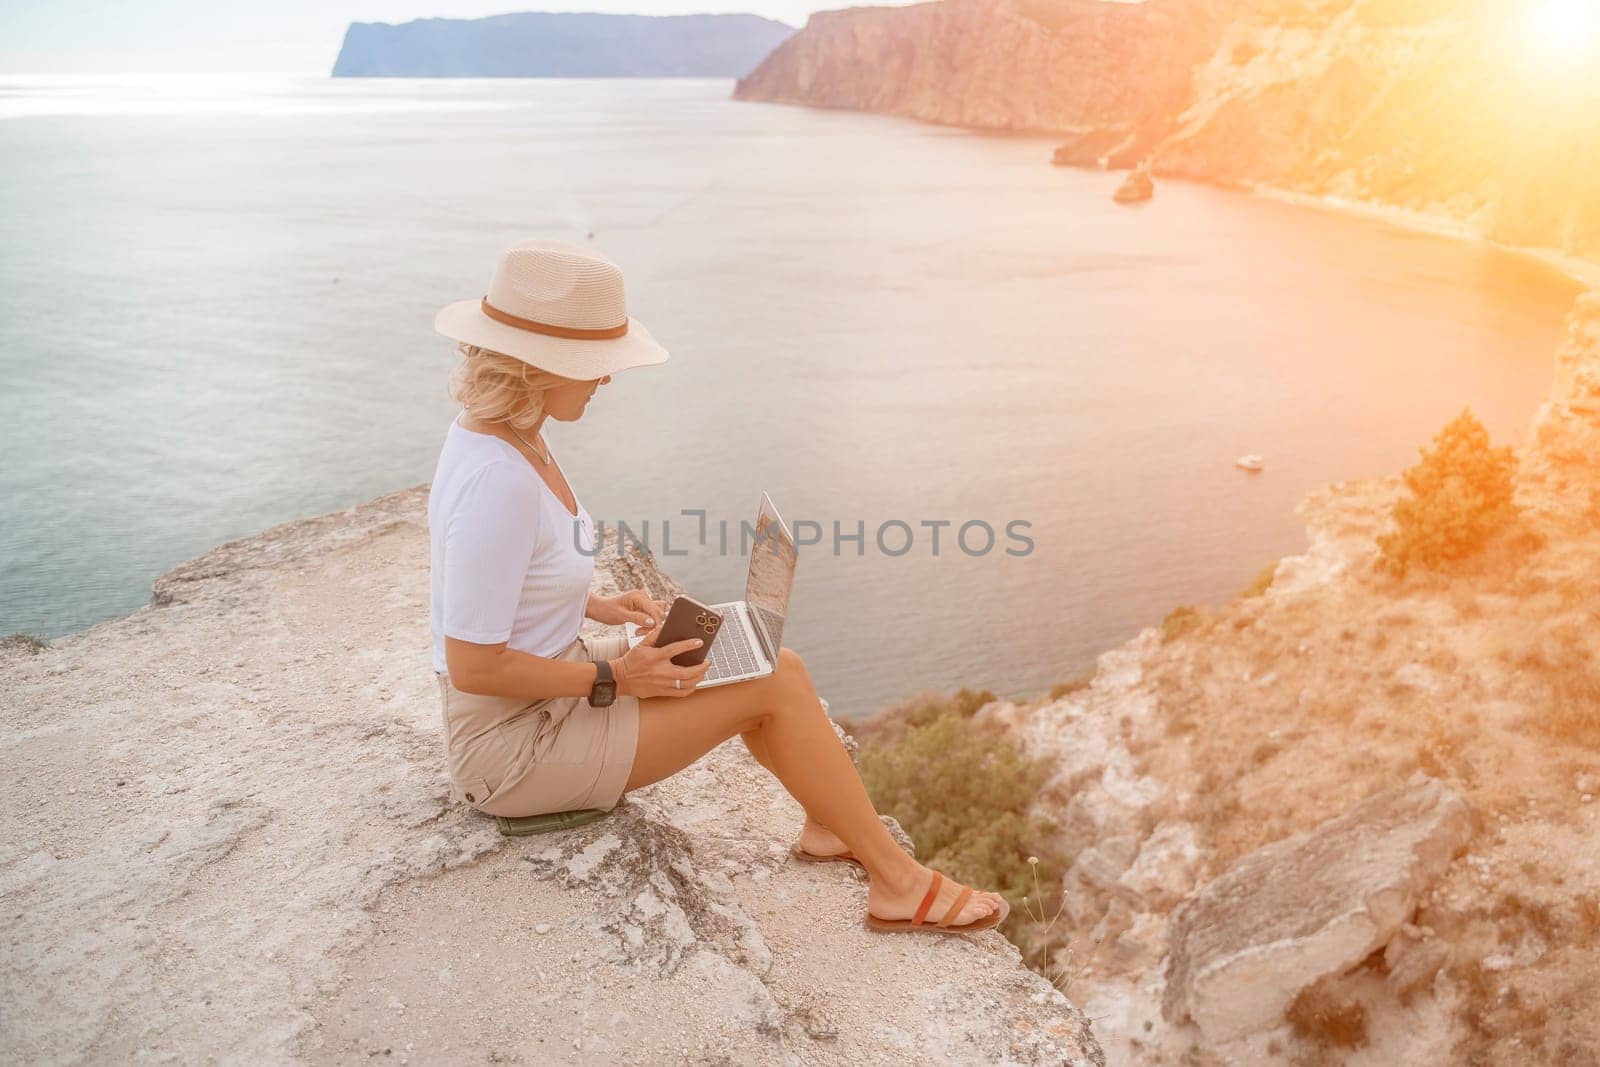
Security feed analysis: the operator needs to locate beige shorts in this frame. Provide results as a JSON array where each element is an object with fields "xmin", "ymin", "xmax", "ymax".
[{"xmin": 436, "ymin": 632, "xmax": 640, "ymax": 817}]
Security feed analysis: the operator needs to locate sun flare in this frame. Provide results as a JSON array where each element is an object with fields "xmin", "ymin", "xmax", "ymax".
[{"xmin": 1527, "ymin": 0, "xmax": 1596, "ymax": 56}]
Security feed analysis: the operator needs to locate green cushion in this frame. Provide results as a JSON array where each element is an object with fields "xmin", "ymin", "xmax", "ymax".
[{"xmin": 495, "ymin": 808, "xmax": 610, "ymax": 836}]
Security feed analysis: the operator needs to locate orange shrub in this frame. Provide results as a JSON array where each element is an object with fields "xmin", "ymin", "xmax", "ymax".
[{"xmin": 1378, "ymin": 409, "xmax": 1518, "ymax": 577}]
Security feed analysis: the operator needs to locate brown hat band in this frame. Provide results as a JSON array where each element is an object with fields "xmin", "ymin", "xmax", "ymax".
[{"xmin": 480, "ymin": 297, "xmax": 630, "ymax": 340}]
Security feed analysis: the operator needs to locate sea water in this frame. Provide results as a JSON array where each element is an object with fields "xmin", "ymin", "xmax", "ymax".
[{"xmin": 0, "ymin": 76, "xmax": 1581, "ymax": 716}]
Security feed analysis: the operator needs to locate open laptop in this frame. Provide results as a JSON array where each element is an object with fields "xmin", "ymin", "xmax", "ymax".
[{"xmin": 625, "ymin": 493, "xmax": 797, "ymax": 688}]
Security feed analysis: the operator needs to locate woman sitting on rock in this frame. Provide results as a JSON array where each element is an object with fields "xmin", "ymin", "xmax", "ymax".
[{"xmin": 428, "ymin": 239, "xmax": 1006, "ymax": 935}]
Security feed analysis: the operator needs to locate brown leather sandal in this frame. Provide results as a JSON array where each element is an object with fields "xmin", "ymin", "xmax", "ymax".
[
  {"xmin": 864, "ymin": 871, "xmax": 1009, "ymax": 934},
  {"xmin": 789, "ymin": 844, "xmax": 866, "ymax": 871}
]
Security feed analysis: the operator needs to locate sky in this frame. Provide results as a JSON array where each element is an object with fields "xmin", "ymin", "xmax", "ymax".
[{"xmin": 0, "ymin": 1, "xmax": 925, "ymax": 74}]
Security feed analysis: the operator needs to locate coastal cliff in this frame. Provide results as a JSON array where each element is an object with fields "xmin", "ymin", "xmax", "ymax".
[
  {"xmin": 733, "ymin": 0, "xmax": 1224, "ymax": 142},
  {"xmin": 971, "ymin": 294, "xmax": 1600, "ymax": 1063},
  {"xmin": 0, "ymin": 488, "xmax": 1101, "ymax": 1065},
  {"xmin": 333, "ymin": 12, "xmax": 794, "ymax": 78},
  {"xmin": 736, "ymin": 0, "xmax": 1600, "ymax": 263}
]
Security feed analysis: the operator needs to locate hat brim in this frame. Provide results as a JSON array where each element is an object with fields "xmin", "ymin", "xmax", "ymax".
[{"xmin": 434, "ymin": 298, "xmax": 669, "ymax": 379}]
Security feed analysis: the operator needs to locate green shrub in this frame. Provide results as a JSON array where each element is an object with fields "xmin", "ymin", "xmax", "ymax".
[
  {"xmin": 1378, "ymin": 408, "xmax": 1518, "ymax": 577},
  {"xmin": 1162, "ymin": 605, "xmax": 1203, "ymax": 643},
  {"xmin": 857, "ymin": 687, "xmax": 995, "ymax": 744},
  {"xmin": 1048, "ymin": 674, "xmax": 1093, "ymax": 701},
  {"xmin": 1239, "ymin": 561, "xmax": 1278, "ymax": 599},
  {"xmin": 858, "ymin": 700, "xmax": 1062, "ymax": 932},
  {"xmin": 889, "ymin": 693, "xmax": 953, "ymax": 734},
  {"xmin": 950, "ymin": 687, "xmax": 996, "ymax": 718}
]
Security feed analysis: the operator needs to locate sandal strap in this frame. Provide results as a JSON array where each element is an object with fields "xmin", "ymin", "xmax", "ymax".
[
  {"xmin": 938, "ymin": 885, "xmax": 975, "ymax": 928},
  {"xmin": 912, "ymin": 871, "xmax": 942, "ymax": 926}
]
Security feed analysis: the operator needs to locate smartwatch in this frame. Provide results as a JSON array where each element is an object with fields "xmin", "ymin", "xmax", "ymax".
[{"xmin": 588, "ymin": 660, "xmax": 617, "ymax": 708}]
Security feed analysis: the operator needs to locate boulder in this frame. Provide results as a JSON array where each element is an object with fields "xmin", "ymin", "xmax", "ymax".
[
  {"xmin": 1113, "ymin": 168, "xmax": 1155, "ymax": 204},
  {"xmin": 1161, "ymin": 776, "xmax": 1472, "ymax": 1042},
  {"xmin": 1051, "ymin": 128, "xmax": 1150, "ymax": 170}
]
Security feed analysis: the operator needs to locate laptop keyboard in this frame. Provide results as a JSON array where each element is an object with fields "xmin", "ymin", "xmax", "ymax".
[{"xmin": 706, "ymin": 605, "xmax": 761, "ymax": 681}]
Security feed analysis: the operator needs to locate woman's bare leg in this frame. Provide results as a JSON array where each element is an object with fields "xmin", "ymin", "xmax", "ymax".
[
  {"xmin": 625, "ymin": 647, "xmax": 1000, "ymax": 925},
  {"xmin": 740, "ymin": 725, "xmax": 847, "ymax": 857}
]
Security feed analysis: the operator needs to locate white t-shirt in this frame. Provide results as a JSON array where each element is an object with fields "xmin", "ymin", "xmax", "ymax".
[{"xmin": 428, "ymin": 418, "xmax": 596, "ymax": 675}]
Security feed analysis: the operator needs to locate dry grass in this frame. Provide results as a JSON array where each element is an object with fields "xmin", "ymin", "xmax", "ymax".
[
  {"xmin": 1546, "ymin": 673, "xmax": 1600, "ymax": 746},
  {"xmin": 1190, "ymin": 765, "xmax": 1247, "ymax": 859},
  {"xmin": 1448, "ymin": 955, "xmax": 1600, "ymax": 1067},
  {"xmin": 1578, "ymin": 896, "xmax": 1600, "ymax": 941},
  {"xmin": 1249, "ymin": 738, "xmax": 1283, "ymax": 765},
  {"xmin": 1486, "ymin": 888, "xmax": 1600, "ymax": 950},
  {"xmin": 1286, "ymin": 974, "xmax": 1369, "ymax": 1050},
  {"xmin": 0, "ymin": 633, "xmax": 49, "ymax": 654},
  {"xmin": 1436, "ymin": 878, "xmax": 1600, "ymax": 1065},
  {"xmin": 1016, "ymin": 859, "xmax": 1084, "ymax": 995},
  {"xmin": 1512, "ymin": 629, "xmax": 1600, "ymax": 747},
  {"xmin": 1449, "ymin": 584, "xmax": 1486, "ymax": 619}
]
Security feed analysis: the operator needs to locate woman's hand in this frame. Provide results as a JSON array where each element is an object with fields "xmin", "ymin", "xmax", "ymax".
[
  {"xmin": 611, "ymin": 619, "xmax": 710, "ymax": 699},
  {"xmin": 587, "ymin": 589, "xmax": 667, "ymax": 629}
]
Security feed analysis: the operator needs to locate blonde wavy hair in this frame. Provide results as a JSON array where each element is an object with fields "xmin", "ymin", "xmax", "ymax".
[{"xmin": 449, "ymin": 343, "xmax": 582, "ymax": 432}]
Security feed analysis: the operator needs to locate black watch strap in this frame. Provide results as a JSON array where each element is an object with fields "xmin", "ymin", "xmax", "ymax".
[{"xmin": 589, "ymin": 659, "xmax": 617, "ymax": 708}]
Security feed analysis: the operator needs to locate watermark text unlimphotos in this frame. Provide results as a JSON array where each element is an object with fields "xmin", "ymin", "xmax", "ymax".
[{"xmin": 574, "ymin": 509, "xmax": 1034, "ymax": 558}]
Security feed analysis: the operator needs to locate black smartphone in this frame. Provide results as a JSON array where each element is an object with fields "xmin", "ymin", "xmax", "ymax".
[{"xmin": 652, "ymin": 595, "xmax": 723, "ymax": 667}]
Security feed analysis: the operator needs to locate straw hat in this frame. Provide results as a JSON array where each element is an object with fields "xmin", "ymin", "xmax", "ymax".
[{"xmin": 434, "ymin": 239, "xmax": 669, "ymax": 379}]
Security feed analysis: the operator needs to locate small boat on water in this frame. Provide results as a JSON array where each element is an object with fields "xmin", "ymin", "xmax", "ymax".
[{"xmin": 1235, "ymin": 454, "xmax": 1264, "ymax": 472}]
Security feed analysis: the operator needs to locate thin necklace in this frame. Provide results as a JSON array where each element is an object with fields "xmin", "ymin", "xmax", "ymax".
[
  {"xmin": 507, "ymin": 423, "xmax": 551, "ymax": 465},
  {"xmin": 507, "ymin": 420, "xmax": 583, "ymax": 523}
]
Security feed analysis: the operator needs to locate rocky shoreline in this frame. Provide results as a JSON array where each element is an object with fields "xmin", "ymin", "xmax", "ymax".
[
  {"xmin": 736, "ymin": 0, "xmax": 1600, "ymax": 269},
  {"xmin": 0, "ymin": 487, "xmax": 1101, "ymax": 1065}
]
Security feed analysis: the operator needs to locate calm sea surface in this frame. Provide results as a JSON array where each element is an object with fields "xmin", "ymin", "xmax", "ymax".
[{"xmin": 0, "ymin": 76, "xmax": 1582, "ymax": 717}]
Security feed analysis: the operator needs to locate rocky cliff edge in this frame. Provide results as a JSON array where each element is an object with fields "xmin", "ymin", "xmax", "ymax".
[
  {"xmin": 0, "ymin": 487, "xmax": 1101, "ymax": 1066},
  {"xmin": 978, "ymin": 293, "xmax": 1600, "ymax": 1064}
]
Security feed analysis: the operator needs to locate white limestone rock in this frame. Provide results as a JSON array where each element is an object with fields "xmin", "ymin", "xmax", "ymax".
[{"xmin": 1161, "ymin": 775, "xmax": 1473, "ymax": 1042}]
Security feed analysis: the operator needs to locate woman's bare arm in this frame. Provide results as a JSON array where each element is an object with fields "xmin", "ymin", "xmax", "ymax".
[
  {"xmin": 444, "ymin": 636, "xmax": 598, "ymax": 700},
  {"xmin": 584, "ymin": 589, "xmax": 667, "ymax": 627},
  {"xmin": 443, "ymin": 624, "xmax": 707, "ymax": 701}
]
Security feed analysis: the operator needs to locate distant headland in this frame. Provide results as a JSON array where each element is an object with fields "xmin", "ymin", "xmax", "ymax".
[
  {"xmin": 734, "ymin": 0, "xmax": 1600, "ymax": 267},
  {"xmin": 331, "ymin": 11, "xmax": 795, "ymax": 78}
]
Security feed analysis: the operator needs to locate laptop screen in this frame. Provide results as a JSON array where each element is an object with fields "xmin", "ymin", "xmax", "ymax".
[{"xmin": 744, "ymin": 493, "xmax": 796, "ymax": 650}]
